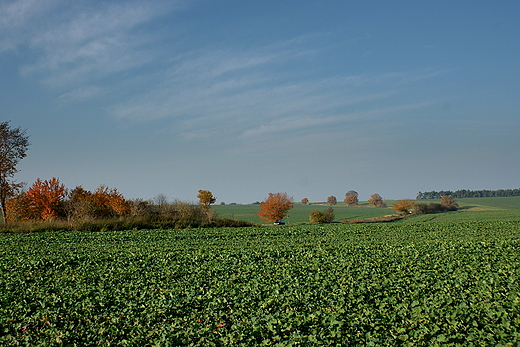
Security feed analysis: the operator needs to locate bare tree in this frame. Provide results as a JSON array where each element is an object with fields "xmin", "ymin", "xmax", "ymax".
[
  {"xmin": 154, "ymin": 194, "xmax": 169, "ymax": 207},
  {"xmin": 0, "ymin": 121, "xmax": 30, "ymax": 223}
]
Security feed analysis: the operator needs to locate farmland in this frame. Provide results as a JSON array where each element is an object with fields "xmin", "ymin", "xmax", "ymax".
[
  {"xmin": 1, "ymin": 216, "xmax": 520, "ymax": 345},
  {"xmin": 214, "ymin": 203, "xmax": 393, "ymax": 225},
  {"xmin": 214, "ymin": 196, "xmax": 520, "ymax": 224}
]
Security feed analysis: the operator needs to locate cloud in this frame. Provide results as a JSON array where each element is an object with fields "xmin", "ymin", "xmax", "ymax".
[
  {"xmin": 239, "ymin": 115, "xmax": 342, "ymax": 139},
  {"xmin": 0, "ymin": 0, "xmax": 60, "ymax": 28},
  {"xmin": 3, "ymin": 1, "xmax": 446, "ymax": 149},
  {"xmin": 239, "ymin": 100, "xmax": 435, "ymax": 140},
  {"xmin": 110, "ymin": 40, "xmax": 441, "ymax": 143},
  {"xmin": 4, "ymin": 1, "xmax": 183, "ymax": 86},
  {"xmin": 58, "ymin": 86, "xmax": 105, "ymax": 101},
  {"xmin": 0, "ymin": 0, "xmax": 62, "ymax": 51}
]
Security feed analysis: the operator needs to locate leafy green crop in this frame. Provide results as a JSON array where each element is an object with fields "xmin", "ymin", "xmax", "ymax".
[{"xmin": 1, "ymin": 221, "xmax": 520, "ymax": 345}]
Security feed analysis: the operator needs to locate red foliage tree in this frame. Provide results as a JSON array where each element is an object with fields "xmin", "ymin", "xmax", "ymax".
[
  {"xmin": 26, "ymin": 177, "xmax": 67, "ymax": 220},
  {"xmin": 258, "ymin": 192, "xmax": 294, "ymax": 223}
]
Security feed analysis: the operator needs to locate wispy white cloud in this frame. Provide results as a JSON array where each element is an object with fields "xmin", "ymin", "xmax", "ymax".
[
  {"xmin": 2, "ymin": 0, "xmax": 446, "ymax": 148},
  {"xmin": 0, "ymin": 0, "xmax": 58, "ymax": 28},
  {"xmin": 0, "ymin": 0, "xmax": 62, "ymax": 51},
  {"xmin": 238, "ymin": 100, "xmax": 435, "ymax": 140},
  {"xmin": 3, "ymin": 0, "xmax": 185, "ymax": 85},
  {"xmin": 58, "ymin": 86, "xmax": 105, "ymax": 101},
  {"xmin": 111, "ymin": 38, "xmax": 442, "ymax": 142},
  {"xmin": 239, "ymin": 115, "xmax": 341, "ymax": 138}
]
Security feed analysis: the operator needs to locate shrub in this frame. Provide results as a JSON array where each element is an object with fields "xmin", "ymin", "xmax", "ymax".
[
  {"xmin": 322, "ymin": 207, "xmax": 335, "ymax": 223},
  {"xmin": 392, "ymin": 199, "xmax": 414, "ymax": 214},
  {"xmin": 309, "ymin": 210, "xmax": 325, "ymax": 223},
  {"xmin": 412, "ymin": 202, "xmax": 458, "ymax": 215},
  {"xmin": 440, "ymin": 195, "xmax": 459, "ymax": 210},
  {"xmin": 309, "ymin": 207, "xmax": 334, "ymax": 223}
]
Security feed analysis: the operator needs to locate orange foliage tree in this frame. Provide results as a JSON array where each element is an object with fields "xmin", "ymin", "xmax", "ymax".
[
  {"xmin": 392, "ymin": 199, "xmax": 414, "ymax": 213},
  {"xmin": 26, "ymin": 177, "xmax": 67, "ymax": 220},
  {"xmin": 91, "ymin": 185, "xmax": 130, "ymax": 217},
  {"xmin": 440, "ymin": 195, "xmax": 459, "ymax": 208},
  {"xmin": 344, "ymin": 190, "xmax": 359, "ymax": 206},
  {"xmin": 327, "ymin": 195, "xmax": 337, "ymax": 206},
  {"xmin": 368, "ymin": 193, "xmax": 385, "ymax": 208},
  {"xmin": 301, "ymin": 198, "xmax": 309, "ymax": 205},
  {"xmin": 197, "ymin": 190, "xmax": 216, "ymax": 211},
  {"xmin": 258, "ymin": 192, "xmax": 294, "ymax": 223},
  {"xmin": 5, "ymin": 192, "xmax": 36, "ymax": 222}
]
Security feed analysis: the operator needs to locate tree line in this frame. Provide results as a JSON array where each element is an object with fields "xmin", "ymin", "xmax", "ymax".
[
  {"xmin": 0, "ymin": 121, "xmax": 470, "ymax": 230},
  {"xmin": 417, "ymin": 189, "xmax": 520, "ymax": 200}
]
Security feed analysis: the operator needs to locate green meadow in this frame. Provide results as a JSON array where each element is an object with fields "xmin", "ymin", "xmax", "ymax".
[
  {"xmin": 213, "ymin": 202, "xmax": 394, "ymax": 224},
  {"xmin": 214, "ymin": 196, "xmax": 520, "ymax": 224}
]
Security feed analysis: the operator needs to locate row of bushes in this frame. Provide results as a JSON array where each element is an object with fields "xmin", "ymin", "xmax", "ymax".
[
  {"xmin": 412, "ymin": 202, "xmax": 459, "ymax": 214},
  {"xmin": 307, "ymin": 199, "xmax": 459, "ymax": 225},
  {"xmin": 1, "ymin": 200, "xmax": 253, "ymax": 233}
]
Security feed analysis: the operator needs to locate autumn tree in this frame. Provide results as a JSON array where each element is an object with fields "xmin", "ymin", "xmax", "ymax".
[
  {"xmin": 26, "ymin": 178, "xmax": 67, "ymax": 220},
  {"xmin": 440, "ymin": 195, "xmax": 459, "ymax": 209},
  {"xmin": 301, "ymin": 198, "xmax": 309, "ymax": 205},
  {"xmin": 368, "ymin": 193, "xmax": 386, "ymax": 208},
  {"xmin": 5, "ymin": 191, "xmax": 36, "ymax": 222},
  {"xmin": 309, "ymin": 207, "xmax": 334, "ymax": 223},
  {"xmin": 327, "ymin": 195, "xmax": 337, "ymax": 206},
  {"xmin": 309, "ymin": 210, "xmax": 325, "ymax": 223},
  {"xmin": 258, "ymin": 192, "xmax": 294, "ymax": 223},
  {"xmin": 91, "ymin": 185, "xmax": 130, "ymax": 217},
  {"xmin": 66, "ymin": 186, "xmax": 95, "ymax": 221},
  {"xmin": 197, "ymin": 190, "xmax": 216, "ymax": 211},
  {"xmin": 344, "ymin": 190, "xmax": 359, "ymax": 206},
  {"xmin": 392, "ymin": 199, "xmax": 414, "ymax": 214},
  {"xmin": 0, "ymin": 121, "xmax": 30, "ymax": 223}
]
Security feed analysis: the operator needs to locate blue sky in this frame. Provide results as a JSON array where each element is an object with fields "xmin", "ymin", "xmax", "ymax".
[{"xmin": 2, "ymin": 0, "xmax": 519, "ymax": 203}]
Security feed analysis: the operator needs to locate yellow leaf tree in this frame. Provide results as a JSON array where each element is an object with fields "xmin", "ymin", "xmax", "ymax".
[{"xmin": 197, "ymin": 190, "xmax": 216, "ymax": 212}]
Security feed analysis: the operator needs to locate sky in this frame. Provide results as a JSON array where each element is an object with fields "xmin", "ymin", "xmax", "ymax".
[{"xmin": 2, "ymin": 0, "xmax": 519, "ymax": 204}]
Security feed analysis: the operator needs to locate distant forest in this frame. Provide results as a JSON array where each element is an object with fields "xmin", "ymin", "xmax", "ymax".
[{"xmin": 416, "ymin": 189, "xmax": 520, "ymax": 200}]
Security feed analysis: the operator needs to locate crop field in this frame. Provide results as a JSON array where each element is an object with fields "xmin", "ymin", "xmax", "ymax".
[
  {"xmin": 214, "ymin": 203, "xmax": 394, "ymax": 224},
  {"xmin": 1, "ymin": 219, "xmax": 520, "ymax": 345},
  {"xmin": 214, "ymin": 197, "xmax": 520, "ymax": 224}
]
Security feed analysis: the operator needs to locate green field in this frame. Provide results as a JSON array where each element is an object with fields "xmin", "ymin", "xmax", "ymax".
[
  {"xmin": 2, "ymin": 213, "xmax": 520, "ymax": 345},
  {"xmin": 213, "ymin": 203, "xmax": 395, "ymax": 224},
  {"xmin": 214, "ymin": 197, "xmax": 520, "ymax": 224}
]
